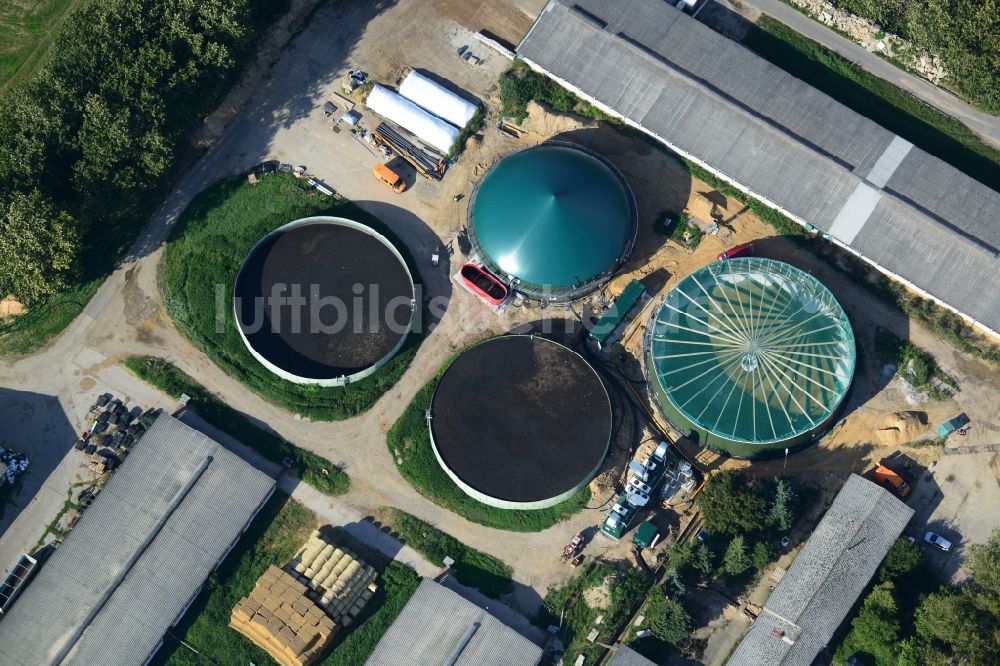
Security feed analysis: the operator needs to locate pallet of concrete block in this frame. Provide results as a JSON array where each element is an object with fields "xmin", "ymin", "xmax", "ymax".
[
  {"xmin": 288, "ymin": 529, "xmax": 378, "ymax": 624},
  {"xmin": 230, "ymin": 565, "xmax": 338, "ymax": 666}
]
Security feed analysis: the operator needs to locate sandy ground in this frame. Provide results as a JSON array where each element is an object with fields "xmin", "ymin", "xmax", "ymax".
[{"xmin": 1, "ymin": 0, "xmax": 1000, "ymax": 647}]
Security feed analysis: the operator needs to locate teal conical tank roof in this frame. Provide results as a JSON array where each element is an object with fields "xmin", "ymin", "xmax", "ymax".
[{"xmin": 470, "ymin": 143, "xmax": 636, "ymax": 291}]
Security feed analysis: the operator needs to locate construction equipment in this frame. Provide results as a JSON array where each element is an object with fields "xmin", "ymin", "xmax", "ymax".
[
  {"xmin": 372, "ymin": 122, "xmax": 444, "ymax": 180},
  {"xmin": 869, "ymin": 463, "xmax": 911, "ymax": 498}
]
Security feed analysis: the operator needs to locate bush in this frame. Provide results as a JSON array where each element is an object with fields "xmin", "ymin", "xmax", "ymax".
[
  {"xmin": 498, "ymin": 61, "xmax": 616, "ymax": 125},
  {"xmin": 879, "ymin": 538, "xmax": 923, "ymax": 583},
  {"xmin": 723, "ymin": 535, "xmax": 752, "ymax": 576},
  {"xmin": 698, "ymin": 471, "xmax": 769, "ymax": 536},
  {"xmin": 751, "ymin": 541, "xmax": 774, "ymax": 571},
  {"xmin": 769, "ymin": 479, "xmax": 795, "ymax": 533},
  {"xmin": 649, "ymin": 595, "xmax": 692, "ymax": 645},
  {"xmin": 837, "ymin": 582, "xmax": 902, "ymax": 666}
]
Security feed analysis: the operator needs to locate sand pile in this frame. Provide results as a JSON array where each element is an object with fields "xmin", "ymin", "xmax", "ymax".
[{"xmin": 875, "ymin": 411, "xmax": 928, "ymax": 445}]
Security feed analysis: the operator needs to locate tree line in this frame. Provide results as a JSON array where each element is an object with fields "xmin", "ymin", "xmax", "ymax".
[
  {"xmin": 838, "ymin": 529, "xmax": 1000, "ymax": 665},
  {"xmin": 831, "ymin": 0, "xmax": 999, "ymax": 114},
  {"xmin": 0, "ymin": 0, "xmax": 289, "ymax": 306}
]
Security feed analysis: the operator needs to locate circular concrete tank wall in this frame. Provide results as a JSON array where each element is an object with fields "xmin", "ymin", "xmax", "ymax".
[
  {"xmin": 429, "ymin": 335, "xmax": 612, "ymax": 509},
  {"xmin": 233, "ymin": 216, "xmax": 415, "ymax": 386}
]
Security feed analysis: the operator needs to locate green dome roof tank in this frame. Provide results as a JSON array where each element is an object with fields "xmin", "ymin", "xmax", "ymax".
[{"xmin": 469, "ymin": 143, "xmax": 637, "ymax": 296}]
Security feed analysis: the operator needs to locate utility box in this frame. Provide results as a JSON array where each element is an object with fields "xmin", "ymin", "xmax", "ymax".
[{"xmin": 632, "ymin": 521, "xmax": 659, "ymax": 549}]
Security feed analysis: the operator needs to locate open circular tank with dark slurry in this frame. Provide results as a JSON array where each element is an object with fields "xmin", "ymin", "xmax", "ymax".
[
  {"xmin": 429, "ymin": 335, "xmax": 612, "ymax": 508},
  {"xmin": 233, "ymin": 217, "xmax": 415, "ymax": 386}
]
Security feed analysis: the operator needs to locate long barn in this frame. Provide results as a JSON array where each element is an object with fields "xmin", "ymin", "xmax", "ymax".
[{"xmin": 518, "ymin": 0, "xmax": 1000, "ymax": 336}]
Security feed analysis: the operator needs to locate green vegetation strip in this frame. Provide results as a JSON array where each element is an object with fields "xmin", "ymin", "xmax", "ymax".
[
  {"xmin": 153, "ymin": 493, "xmax": 422, "ymax": 666},
  {"xmin": 875, "ymin": 328, "xmax": 958, "ymax": 399},
  {"xmin": 161, "ymin": 173, "xmax": 424, "ymax": 421},
  {"xmin": 742, "ymin": 16, "xmax": 1000, "ymax": 191},
  {"xmin": 387, "ymin": 360, "xmax": 590, "ymax": 532},
  {"xmin": 820, "ymin": 0, "xmax": 998, "ymax": 115},
  {"xmin": 378, "ymin": 508, "xmax": 513, "ymax": 599},
  {"xmin": 124, "ymin": 356, "xmax": 349, "ymax": 495}
]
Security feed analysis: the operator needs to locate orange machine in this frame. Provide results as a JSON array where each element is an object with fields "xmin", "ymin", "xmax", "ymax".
[{"xmin": 871, "ymin": 464, "xmax": 910, "ymax": 498}]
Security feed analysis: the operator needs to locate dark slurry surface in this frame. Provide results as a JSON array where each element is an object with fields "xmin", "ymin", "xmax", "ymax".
[
  {"xmin": 430, "ymin": 336, "xmax": 611, "ymax": 503},
  {"xmin": 234, "ymin": 221, "xmax": 413, "ymax": 379}
]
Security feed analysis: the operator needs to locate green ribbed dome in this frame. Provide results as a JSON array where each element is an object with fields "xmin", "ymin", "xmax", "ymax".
[
  {"xmin": 470, "ymin": 144, "xmax": 635, "ymax": 290},
  {"xmin": 648, "ymin": 258, "xmax": 855, "ymax": 457}
]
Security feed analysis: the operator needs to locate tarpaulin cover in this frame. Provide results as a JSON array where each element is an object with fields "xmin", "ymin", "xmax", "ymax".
[
  {"xmin": 367, "ymin": 84, "xmax": 459, "ymax": 154},
  {"xmin": 398, "ymin": 70, "xmax": 478, "ymax": 128}
]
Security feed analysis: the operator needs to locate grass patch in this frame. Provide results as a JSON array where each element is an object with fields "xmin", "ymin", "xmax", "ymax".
[
  {"xmin": 153, "ymin": 493, "xmax": 422, "ymax": 666},
  {"xmin": 0, "ymin": 0, "xmax": 81, "ymax": 91},
  {"xmin": 124, "ymin": 356, "xmax": 349, "ymax": 495},
  {"xmin": 499, "ymin": 61, "xmax": 617, "ymax": 125},
  {"xmin": 161, "ymin": 173, "xmax": 425, "ymax": 421},
  {"xmin": 378, "ymin": 507, "xmax": 513, "ymax": 599},
  {"xmin": 387, "ymin": 360, "xmax": 590, "ymax": 532},
  {"xmin": 874, "ymin": 328, "xmax": 958, "ymax": 400},
  {"xmin": 447, "ymin": 107, "xmax": 484, "ymax": 161},
  {"xmin": 32, "ymin": 484, "xmax": 85, "ymax": 551},
  {"xmin": 655, "ymin": 211, "xmax": 704, "ymax": 249},
  {"xmin": 0, "ymin": 278, "xmax": 101, "ymax": 355},
  {"xmin": 742, "ymin": 16, "xmax": 1000, "ymax": 191},
  {"xmin": 536, "ymin": 562, "xmax": 651, "ymax": 665}
]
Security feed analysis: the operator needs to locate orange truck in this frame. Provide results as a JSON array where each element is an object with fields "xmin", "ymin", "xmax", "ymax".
[
  {"xmin": 872, "ymin": 464, "xmax": 910, "ymax": 498},
  {"xmin": 373, "ymin": 163, "xmax": 407, "ymax": 193}
]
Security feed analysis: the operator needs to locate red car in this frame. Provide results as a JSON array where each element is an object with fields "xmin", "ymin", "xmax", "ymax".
[{"xmin": 718, "ymin": 243, "xmax": 756, "ymax": 261}]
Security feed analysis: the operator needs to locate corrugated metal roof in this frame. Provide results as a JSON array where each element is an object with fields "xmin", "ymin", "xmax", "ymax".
[
  {"xmin": 727, "ymin": 474, "xmax": 914, "ymax": 665},
  {"xmin": 0, "ymin": 415, "xmax": 275, "ymax": 666},
  {"xmin": 608, "ymin": 645, "xmax": 658, "ymax": 666},
  {"xmin": 518, "ymin": 0, "xmax": 1000, "ymax": 334},
  {"xmin": 365, "ymin": 579, "xmax": 543, "ymax": 666}
]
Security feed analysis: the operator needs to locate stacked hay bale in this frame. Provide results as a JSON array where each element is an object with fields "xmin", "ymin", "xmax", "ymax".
[
  {"xmin": 289, "ymin": 530, "xmax": 378, "ymax": 626},
  {"xmin": 230, "ymin": 566, "xmax": 337, "ymax": 666}
]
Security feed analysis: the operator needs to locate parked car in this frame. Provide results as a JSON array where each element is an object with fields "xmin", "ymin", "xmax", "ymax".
[
  {"xmin": 924, "ymin": 531, "xmax": 953, "ymax": 551},
  {"xmin": 718, "ymin": 243, "xmax": 756, "ymax": 261}
]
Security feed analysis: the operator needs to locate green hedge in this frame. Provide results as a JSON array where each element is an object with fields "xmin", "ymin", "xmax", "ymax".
[
  {"xmin": 124, "ymin": 356, "xmax": 349, "ymax": 495},
  {"xmin": 380, "ymin": 508, "xmax": 513, "ymax": 598}
]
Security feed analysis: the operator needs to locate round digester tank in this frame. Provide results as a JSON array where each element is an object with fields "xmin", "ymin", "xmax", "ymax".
[
  {"xmin": 646, "ymin": 257, "xmax": 855, "ymax": 458},
  {"xmin": 467, "ymin": 142, "xmax": 637, "ymax": 301},
  {"xmin": 233, "ymin": 216, "xmax": 415, "ymax": 386},
  {"xmin": 429, "ymin": 335, "xmax": 612, "ymax": 508}
]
